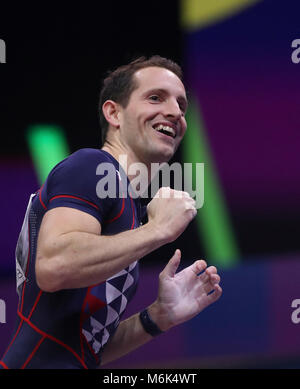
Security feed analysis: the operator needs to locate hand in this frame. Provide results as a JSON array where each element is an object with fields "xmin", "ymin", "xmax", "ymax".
[
  {"xmin": 147, "ymin": 187, "xmax": 197, "ymax": 244},
  {"xmin": 149, "ymin": 249, "xmax": 222, "ymax": 331}
]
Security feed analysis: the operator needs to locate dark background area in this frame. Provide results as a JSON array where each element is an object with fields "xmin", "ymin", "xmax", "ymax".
[{"xmin": 0, "ymin": 2, "xmax": 182, "ymax": 155}]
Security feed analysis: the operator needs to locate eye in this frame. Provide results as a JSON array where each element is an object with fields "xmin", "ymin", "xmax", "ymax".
[
  {"xmin": 179, "ymin": 105, "xmax": 186, "ymax": 114},
  {"xmin": 178, "ymin": 100, "xmax": 187, "ymax": 115},
  {"xmin": 149, "ymin": 95, "xmax": 161, "ymax": 102}
]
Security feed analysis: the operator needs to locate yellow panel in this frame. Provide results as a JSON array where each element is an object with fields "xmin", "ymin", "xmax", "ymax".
[{"xmin": 181, "ymin": 0, "xmax": 262, "ymax": 30}]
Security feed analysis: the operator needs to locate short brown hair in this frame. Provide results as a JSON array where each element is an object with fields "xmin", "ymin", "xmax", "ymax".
[{"xmin": 98, "ymin": 55, "xmax": 183, "ymax": 147}]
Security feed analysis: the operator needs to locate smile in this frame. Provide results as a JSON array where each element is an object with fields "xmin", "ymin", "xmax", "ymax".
[{"xmin": 152, "ymin": 123, "xmax": 176, "ymax": 139}]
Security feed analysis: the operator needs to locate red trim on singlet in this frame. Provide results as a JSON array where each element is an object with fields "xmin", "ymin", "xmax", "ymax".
[
  {"xmin": 49, "ymin": 194, "xmax": 99, "ymax": 210},
  {"xmin": 39, "ymin": 185, "xmax": 47, "ymax": 210},
  {"xmin": 79, "ymin": 285, "xmax": 105, "ymax": 365},
  {"xmin": 106, "ymin": 178, "xmax": 126, "ymax": 224},
  {"xmin": 106, "ymin": 197, "xmax": 125, "ymax": 223},
  {"xmin": 28, "ymin": 290, "xmax": 43, "ymax": 320},
  {"xmin": 21, "ymin": 335, "xmax": 45, "ymax": 369},
  {"xmin": 0, "ymin": 360, "xmax": 9, "ymax": 369},
  {"xmin": 0, "ymin": 318, "xmax": 23, "ymax": 361},
  {"xmin": 17, "ymin": 310, "xmax": 88, "ymax": 369},
  {"xmin": 80, "ymin": 286, "xmax": 92, "ymax": 362},
  {"xmin": 129, "ymin": 195, "xmax": 135, "ymax": 230}
]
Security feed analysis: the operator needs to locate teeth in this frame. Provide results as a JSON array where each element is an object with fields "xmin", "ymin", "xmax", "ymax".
[{"xmin": 154, "ymin": 124, "xmax": 176, "ymax": 138}]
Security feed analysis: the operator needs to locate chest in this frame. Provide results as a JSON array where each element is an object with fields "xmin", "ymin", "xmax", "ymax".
[{"xmin": 102, "ymin": 195, "xmax": 141, "ymax": 234}]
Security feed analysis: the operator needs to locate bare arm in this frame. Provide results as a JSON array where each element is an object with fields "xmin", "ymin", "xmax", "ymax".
[
  {"xmin": 35, "ymin": 207, "xmax": 164, "ymax": 292},
  {"xmin": 100, "ymin": 309, "xmax": 154, "ymax": 367},
  {"xmin": 36, "ymin": 188, "xmax": 196, "ymax": 292}
]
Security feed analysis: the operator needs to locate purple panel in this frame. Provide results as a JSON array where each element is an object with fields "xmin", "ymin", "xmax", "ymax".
[
  {"xmin": 0, "ymin": 158, "xmax": 39, "ymax": 273},
  {"xmin": 193, "ymin": 69, "xmax": 300, "ymax": 211},
  {"xmin": 0, "ymin": 277, "xmax": 18, "ymax": 357},
  {"xmin": 184, "ymin": 0, "xmax": 300, "ymax": 212},
  {"xmin": 269, "ymin": 256, "xmax": 300, "ymax": 355}
]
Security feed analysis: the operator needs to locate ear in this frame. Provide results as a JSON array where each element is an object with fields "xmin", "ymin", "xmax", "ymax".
[{"xmin": 102, "ymin": 100, "xmax": 121, "ymax": 129}]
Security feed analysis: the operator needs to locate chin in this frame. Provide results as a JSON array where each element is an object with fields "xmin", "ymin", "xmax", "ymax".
[{"xmin": 150, "ymin": 148, "xmax": 174, "ymax": 164}]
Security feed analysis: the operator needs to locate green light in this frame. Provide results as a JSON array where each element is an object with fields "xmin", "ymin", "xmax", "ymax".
[
  {"xmin": 182, "ymin": 98, "xmax": 240, "ymax": 268},
  {"xmin": 26, "ymin": 124, "xmax": 69, "ymax": 184}
]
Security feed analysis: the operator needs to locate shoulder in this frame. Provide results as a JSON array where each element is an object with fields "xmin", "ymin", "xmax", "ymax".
[
  {"xmin": 57, "ymin": 148, "xmax": 113, "ymax": 169},
  {"xmin": 47, "ymin": 148, "xmax": 116, "ymax": 179},
  {"xmin": 42, "ymin": 149, "xmax": 119, "ymax": 220},
  {"xmin": 44, "ymin": 148, "xmax": 117, "ymax": 193}
]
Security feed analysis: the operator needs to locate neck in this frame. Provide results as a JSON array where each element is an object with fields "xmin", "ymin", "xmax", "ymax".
[{"xmin": 101, "ymin": 141, "xmax": 158, "ymax": 195}]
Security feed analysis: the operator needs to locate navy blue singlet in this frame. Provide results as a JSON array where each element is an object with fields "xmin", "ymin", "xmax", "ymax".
[{"xmin": 0, "ymin": 149, "xmax": 145, "ymax": 369}]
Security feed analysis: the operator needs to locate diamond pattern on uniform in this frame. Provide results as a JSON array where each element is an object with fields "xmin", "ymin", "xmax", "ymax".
[
  {"xmin": 107, "ymin": 268, "xmax": 128, "ymax": 281},
  {"xmin": 82, "ymin": 261, "xmax": 139, "ymax": 356},
  {"xmin": 109, "ymin": 294, "xmax": 123, "ymax": 314},
  {"xmin": 122, "ymin": 272, "xmax": 134, "ymax": 293},
  {"xmin": 105, "ymin": 305, "xmax": 120, "ymax": 326},
  {"xmin": 82, "ymin": 316, "xmax": 104, "ymax": 354},
  {"xmin": 128, "ymin": 261, "xmax": 137, "ymax": 272},
  {"xmin": 101, "ymin": 327, "xmax": 110, "ymax": 348},
  {"xmin": 119, "ymin": 294, "xmax": 128, "ymax": 315},
  {"xmin": 105, "ymin": 282, "xmax": 122, "ymax": 304}
]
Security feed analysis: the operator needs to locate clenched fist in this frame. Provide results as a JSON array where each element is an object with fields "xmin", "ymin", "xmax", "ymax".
[{"xmin": 147, "ymin": 187, "xmax": 197, "ymax": 244}]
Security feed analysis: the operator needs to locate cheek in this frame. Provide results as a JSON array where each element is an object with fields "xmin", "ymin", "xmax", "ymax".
[
  {"xmin": 180, "ymin": 119, "xmax": 187, "ymax": 138},
  {"xmin": 121, "ymin": 111, "xmax": 139, "ymax": 136}
]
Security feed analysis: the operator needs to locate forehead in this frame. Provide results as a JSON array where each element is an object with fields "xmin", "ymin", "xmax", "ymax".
[{"xmin": 132, "ymin": 66, "xmax": 186, "ymax": 98}]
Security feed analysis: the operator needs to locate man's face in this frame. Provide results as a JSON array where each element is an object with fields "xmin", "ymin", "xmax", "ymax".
[{"xmin": 118, "ymin": 66, "xmax": 188, "ymax": 164}]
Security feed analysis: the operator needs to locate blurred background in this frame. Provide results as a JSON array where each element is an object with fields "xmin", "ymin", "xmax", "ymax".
[{"xmin": 0, "ymin": 0, "xmax": 300, "ymax": 368}]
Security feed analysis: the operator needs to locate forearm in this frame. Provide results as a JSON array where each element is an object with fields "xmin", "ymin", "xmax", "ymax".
[
  {"xmin": 36, "ymin": 222, "xmax": 164, "ymax": 291},
  {"xmin": 100, "ymin": 301, "xmax": 169, "ymax": 367}
]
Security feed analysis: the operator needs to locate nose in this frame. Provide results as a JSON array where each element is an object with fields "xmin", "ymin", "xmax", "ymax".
[{"xmin": 164, "ymin": 97, "xmax": 182, "ymax": 120}]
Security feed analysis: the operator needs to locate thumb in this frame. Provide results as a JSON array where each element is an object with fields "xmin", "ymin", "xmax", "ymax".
[{"xmin": 162, "ymin": 249, "xmax": 181, "ymax": 278}]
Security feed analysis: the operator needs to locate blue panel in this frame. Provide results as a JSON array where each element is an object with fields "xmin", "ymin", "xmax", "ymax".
[{"xmin": 184, "ymin": 260, "xmax": 270, "ymax": 357}]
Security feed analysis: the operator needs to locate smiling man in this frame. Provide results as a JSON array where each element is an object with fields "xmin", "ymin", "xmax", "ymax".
[
  {"xmin": 101, "ymin": 64, "xmax": 188, "ymax": 166},
  {"xmin": 0, "ymin": 56, "xmax": 222, "ymax": 369}
]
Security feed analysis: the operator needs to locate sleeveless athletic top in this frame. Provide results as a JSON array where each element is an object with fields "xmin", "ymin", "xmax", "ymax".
[{"xmin": 0, "ymin": 149, "xmax": 145, "ymax": 369}]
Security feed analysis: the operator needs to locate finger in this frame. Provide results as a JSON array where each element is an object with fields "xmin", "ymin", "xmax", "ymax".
[
  {"xmin": 189, "ymin": 207, "xmax": 197, "ymax": 219},
  {"xmin": 209, "ymin": 273, "xmax": 220, "ymax": 285},
  {"xmin": 196, "ymin": 283, "xmax": 222, "ymax": 311},
  {"xmin": 185, "ymin": 201, "xmax": 196, "ymax": 211},
  {"xmin": 205, "ymin": 266, "xmax": 217, "ymax": 276},
  {"xmin": 206, "ymin": 284, "xmax": 222, "ymax": 302},
  {"xmin": 199, "ymin": 274, "xmax": 221, "ymax": 295},
  {"xmin": 160, "ymin": 249, "xmax": 181, "ymax": 278},
  {"xmin": 173, "ymin": 190, "xmax": 189, "ymax": 199},
  {"xmin": 205, "ymin": 275, "xmax": 221, "ymax": 294},
  {"xmin": 197, "ymin": 265, "xmax": 213, "ymax": 283},
  {"xmin": 203, "ymin": 281, "xmax": 216, "ymax": 294},
  {"xmin": 154, "ymin": 187, "xmax": 171, "ymax": 198},
  {"xmin": 175, "ymin": 191, "xmax": 191, "ymax": 199},
  {"xmin": 191, "ymin": 259, "xmax": 207, "ymax": 276}
]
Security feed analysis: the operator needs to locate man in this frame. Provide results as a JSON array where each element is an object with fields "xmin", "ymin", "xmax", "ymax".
[{"xmin": 0, "ymin": 56, "xmax": 222, "ymax": 369}]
